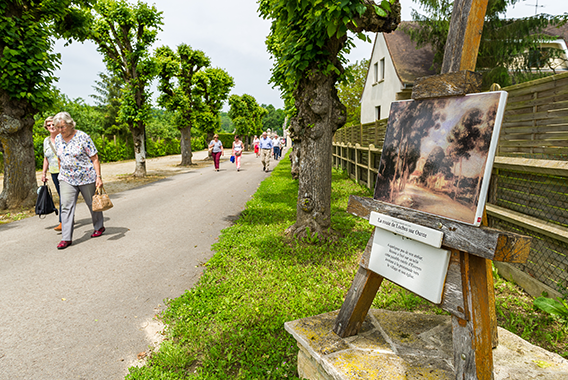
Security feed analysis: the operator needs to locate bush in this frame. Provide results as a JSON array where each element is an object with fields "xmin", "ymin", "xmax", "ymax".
[
  {"xmin": 217, "ymin": 133, "xmax": 235, "ymax": 149},
  {"xmin": 93, "ymin": 137, "xmax": 132, "ymax": 163},
  {"xmin": 34, "ymin": 135, "xmax": 46, "ymax": 170},
  {"xmin": 147, "ymin": 138, "xmax": 181, "ymax": 158},
  {"xmin": 191, "ymin": 135, "xmax": 206, "ymax": 151}
]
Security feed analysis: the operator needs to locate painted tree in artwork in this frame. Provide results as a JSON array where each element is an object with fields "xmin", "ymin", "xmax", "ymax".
[
  {"xmin": 446, "ymin": 108, "xmax": 483, "ymax": 200},
  {"xmin": 0, "ymin": 0, "xmax": 93, "ymax": 210},
  {"xmin": 155, "ymin": 44, "xmax": 210, "ymax": 166},
  {"xmin": 91, "ymin": 0, "xmax": 163, "ymax": 177},
  {"xmin": 375, "ymin": 99, "xmax": 446, "ymax": 201},
  {"xmin": 258, "ymin": 0, "xmax": 401, "ymax": 239}
]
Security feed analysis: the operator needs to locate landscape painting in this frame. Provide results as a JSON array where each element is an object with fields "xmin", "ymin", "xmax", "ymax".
[{"xmin": 374, "ymin": 91, "xmax": 508, "ymax": 226}]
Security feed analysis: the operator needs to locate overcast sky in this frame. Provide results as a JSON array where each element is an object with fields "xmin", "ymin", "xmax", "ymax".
[{"xmin": 53, "ymin": 0, "xmax": 566, "ymax": 110}]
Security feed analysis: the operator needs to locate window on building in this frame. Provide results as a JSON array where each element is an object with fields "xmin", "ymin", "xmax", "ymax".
[
  {"xmin": 375, "ymin": 106, "xmax": 381, "ymax": 120},
  {"xmin": 379, "ymin": 58, "xmax": 385, "ymax": 81},
  {"xmin": 373, "ymin": 62, "xmax": 379, "ymax": 83}
]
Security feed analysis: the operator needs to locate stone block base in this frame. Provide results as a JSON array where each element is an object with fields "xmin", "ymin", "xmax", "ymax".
[{"xmin": 285, "ymin": 309, "xmax": 568, "ymax": 380}]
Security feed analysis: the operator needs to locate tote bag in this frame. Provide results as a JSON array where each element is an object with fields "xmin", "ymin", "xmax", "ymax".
[{"xmin": 35, "ymin": 184, "xmax": 58, "ymax": 218}]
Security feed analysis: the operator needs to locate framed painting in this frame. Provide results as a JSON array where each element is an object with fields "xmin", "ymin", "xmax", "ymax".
[{"xmin": 374, "ymin": 91, "xmax": 508, "ymax": 226}]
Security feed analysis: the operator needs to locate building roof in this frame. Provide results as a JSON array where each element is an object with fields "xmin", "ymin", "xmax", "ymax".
[
  {"xmin": 382, "ymin": 22, "xmax": 568, "ymax": 87},
  {"xmin": 543, "ymin": 23, "xmax": 568, "ymax": 41},
  {"xmin": 383, "ymin": 22, "xmax": 438, "ymax": 86}
]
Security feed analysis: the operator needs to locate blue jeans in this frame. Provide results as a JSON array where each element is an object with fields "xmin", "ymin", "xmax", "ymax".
[{"xmin": 51, "ymin": 173, "xmax": 61, "ymax": 222}]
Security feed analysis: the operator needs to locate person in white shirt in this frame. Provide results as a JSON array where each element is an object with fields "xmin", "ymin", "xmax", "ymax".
[{"xmin": 272, "ymin": 135, "xmax": 282, "ymax": 160}]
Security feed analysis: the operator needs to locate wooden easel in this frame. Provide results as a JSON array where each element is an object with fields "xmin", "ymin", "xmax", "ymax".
[{"xmin": 333, "ymin": 1, "xmax": 533, "ymax": 378}]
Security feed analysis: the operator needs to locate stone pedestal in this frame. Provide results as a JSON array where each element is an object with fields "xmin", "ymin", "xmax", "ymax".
[{"xmin": 285, "ymin": 309, "xmax": 568, "ymax": 380}]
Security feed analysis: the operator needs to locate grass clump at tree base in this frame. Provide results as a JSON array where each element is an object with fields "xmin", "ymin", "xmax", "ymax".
[{"xmin": 126, "ymin": 154, "xmax": 568, "ymax": 380}]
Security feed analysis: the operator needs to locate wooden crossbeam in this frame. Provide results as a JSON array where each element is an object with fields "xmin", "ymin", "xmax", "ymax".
[{"xmin": 347, "ymin": 195, "xmax": 532, "ymax": 263}]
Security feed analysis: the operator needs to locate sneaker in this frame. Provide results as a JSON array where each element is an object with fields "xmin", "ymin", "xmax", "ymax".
[
  {"xmin": 91, "ymin": 227, "xmax": 105, "ymax": 238},
  {"xmin": 57, "ymin": 240, "xmax": 72, "ymax": 249},
  {"xmin": 54, "ymin": 223, "xmax": 62, "ymax": 231}
]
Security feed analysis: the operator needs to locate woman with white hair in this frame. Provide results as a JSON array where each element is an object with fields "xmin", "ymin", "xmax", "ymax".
[{"xmin": 53, "ymin": 112, "xmax": 105, "ymax": 249}]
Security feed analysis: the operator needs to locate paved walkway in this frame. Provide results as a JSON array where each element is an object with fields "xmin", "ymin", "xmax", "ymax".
[{"xmin": 0, "ymin": 148, "xmax": 286, "ymax": 379}]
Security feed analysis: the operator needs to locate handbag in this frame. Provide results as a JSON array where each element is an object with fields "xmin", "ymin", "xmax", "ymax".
[
  {"xmin": 35, "ymin": 183, "xmax": 58, "ymax": 218},
  {"xmin": 92, "ymin": 186, "xmax": 113, "ymax": 212},
  {"xmin": 230, "ymin": 155, "xmax": 235, "ymax": 163}
]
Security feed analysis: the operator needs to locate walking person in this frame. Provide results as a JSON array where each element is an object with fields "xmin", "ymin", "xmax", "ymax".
[
  {"xmin": 40, "ymin": 116, "xmax": 62, "ymax": 231},
  {"xmin": 53, "ymin": 112, "xmax": 105, "ymax": 249},
  {"xmin": 209, "ymin": 134, "xmax": 224, "ymax": 171},
  {"xmin": 272, "ymin": 134, "xmax": 281, "ymax": 160},
  {"xmin": 259, "ymin": 131, "xmax": 273, "ymax": 172},
  {"xmin": 253, "ymin": 135, "xmax": 260, "ymax": 158},
  {"xmin": 232, "ymin": 135, "xmax": 244, "ymax": 172}
]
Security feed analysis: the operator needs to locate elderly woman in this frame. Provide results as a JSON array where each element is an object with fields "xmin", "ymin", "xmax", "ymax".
[
  {"xmin": 53, "ymin": 112, "xmax": 105, "ymax": 249},
  {"xmin": 208, "ymin": 134, "xmax": 224, "ymax": 172},
  {"xmin": 40, "ymin": 116, "xmax": 62, "ymax": 231}
]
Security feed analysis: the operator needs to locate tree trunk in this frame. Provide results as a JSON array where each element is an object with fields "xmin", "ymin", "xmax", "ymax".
[
  {"xmin": 179, "ymin": 125, "xmax": 193, "ymax": 166},
  {"xmin": 0, "ymin": 108, "xmax": 37, "ymax": 210},
  {"xmin": 131, "ymin": 124, "xmax": 146, "ymax": 177},
  {"xmin": 286, "ymin": 68, "xmax": 346, "ymax": 240},
  {"xmin": 289, "ymin": 143, "xmax": 300, "ymax": 180}
]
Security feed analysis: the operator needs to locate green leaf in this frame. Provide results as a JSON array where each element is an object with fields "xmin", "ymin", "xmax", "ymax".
[
  {"xmin": 380, "ymin": 0, "xmax": 391, "ymax": 13},
  {"xmin": 327, "ymin": 22, "xmax": 337, "ymax": 38},
  {"xmin": 374, "ymin": 5, "xmax": 387, "ymax": 17},
  {"xmin": 534, "ymin": 297, "xmax": 568, "ymax": 317}
]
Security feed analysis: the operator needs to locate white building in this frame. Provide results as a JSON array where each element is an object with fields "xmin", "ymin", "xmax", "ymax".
[{"xmin": 360, "ymin": 22, "xmax": 568, "ymax": 125}]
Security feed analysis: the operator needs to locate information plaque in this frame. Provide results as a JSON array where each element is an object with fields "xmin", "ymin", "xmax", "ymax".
[
  {"xmin": 368, "ymin": 227, "xmax": 451, "ymax": 304},
  {"xmin": 369, "ymin": 211, "xmax": 444, "ymax": 248}
]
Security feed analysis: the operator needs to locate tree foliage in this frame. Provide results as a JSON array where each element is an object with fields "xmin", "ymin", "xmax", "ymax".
[
  {"xmin": 337, "ymin": 58, "xmax": 368, "ymax": 126},
  {"xmin": 0, "ymin": 0, "xmax": 94, "ymax": 210},
  {"xmin": 193, "ymin": 67, "xmax": 234, "ymax": 140},
  {"xmin": 91, "ymin": 0, "xmax": 163, "ymax": 176},
  {"xmin": 406, "ymin": 0, "xmax": 567, "ymax": 86},
  {"xmin": 228, "ymin": 94, "xmax": 267, "ymax": 138},
  {"xmin": 261, "ymin": 104, "xmax": 286, "ymax": 135},
  {"xmin": 90, "ymin": 70, "xmax": 128, "ymax": 138}
]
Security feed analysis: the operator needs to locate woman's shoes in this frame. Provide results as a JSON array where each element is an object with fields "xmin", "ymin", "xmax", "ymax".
[
  {"xmin": 91, "ymin": 227, "xmax": 105, "ymax": 238},
  {"xmin": 54, "ymin": 223, "xmax": 62, "ymax": 231},
  {"xmin": 57, "ymin": 240, "xmax": 72, "ymax": 249}
]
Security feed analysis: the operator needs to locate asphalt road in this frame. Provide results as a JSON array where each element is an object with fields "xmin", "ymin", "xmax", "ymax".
[{"xmin": 0, "ymin": 149, "xmax": 284, "ymax": 379}]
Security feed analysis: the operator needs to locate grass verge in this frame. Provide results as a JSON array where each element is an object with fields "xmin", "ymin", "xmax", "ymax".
[{"xmin": 126, "ymin": 155, "xmax": 567, "ymax": 380}]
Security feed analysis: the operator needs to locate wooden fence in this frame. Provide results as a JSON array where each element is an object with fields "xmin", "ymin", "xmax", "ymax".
[{"xmin": 332, "ymin": 72, "xmax": 568, "ymax": 295}]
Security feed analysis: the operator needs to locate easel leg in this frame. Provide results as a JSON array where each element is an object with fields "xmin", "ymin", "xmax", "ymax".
[
  {"xmin": 452, "ymin": 251, "xmax": 493, "ymax": 380},
  {"xmin": 333, "ymin": 266, "xmax": 383, "ymax": 338}
]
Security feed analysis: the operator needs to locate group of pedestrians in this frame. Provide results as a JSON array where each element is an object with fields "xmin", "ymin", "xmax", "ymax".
[
  {"xmin": 41, "ymin": 112, "xmax": 106, "ymax": 250},
  {"xmin": 209, "ymin": 132, "xmax": 285, "ymax": 173}
]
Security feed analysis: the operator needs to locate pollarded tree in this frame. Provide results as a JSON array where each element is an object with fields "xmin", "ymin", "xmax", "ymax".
[
  {"xmin": 0, "ymin": 0, "xmax": 93, "ymax": 210},
  {"xmin": 228, "ymin": 94, "xmax": 267, "ymax": 143},
  {"xmin": 91, "ymin": 0, "xmax": 163, "ymax": 177},
  {"xmin": 193, "ymin": 67, "xmax": 234, "ymax": 143},
  {"xmin": 258, "ymin": 0, "xmax": 401, "ymax": 239},
  {"xmin": 155, "ymin": 44, "xmax": 210, "ymax": 166}
]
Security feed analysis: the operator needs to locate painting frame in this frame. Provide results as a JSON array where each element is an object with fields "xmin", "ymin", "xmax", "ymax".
[{"xmin": 373, "ymin": 91, "xmax": 508, "ymax": 226}]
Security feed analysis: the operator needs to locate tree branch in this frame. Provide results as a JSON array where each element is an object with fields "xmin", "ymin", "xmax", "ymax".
[{"xmin": 348, "ymin": 0, "xmax": 401, "ymax": 34}]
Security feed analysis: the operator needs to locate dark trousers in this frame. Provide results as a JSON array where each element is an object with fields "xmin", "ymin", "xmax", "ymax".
[
  {"xmin": 51, "ymin": 173, "xmax": 61, "ymax": 222},
  {"xmin": 273, "ymin": 147, "xmax": 281, "ymax": 160},
  {"xmin": 212, "ymin": 151, "xmax": 221, "ymax": 169}
]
